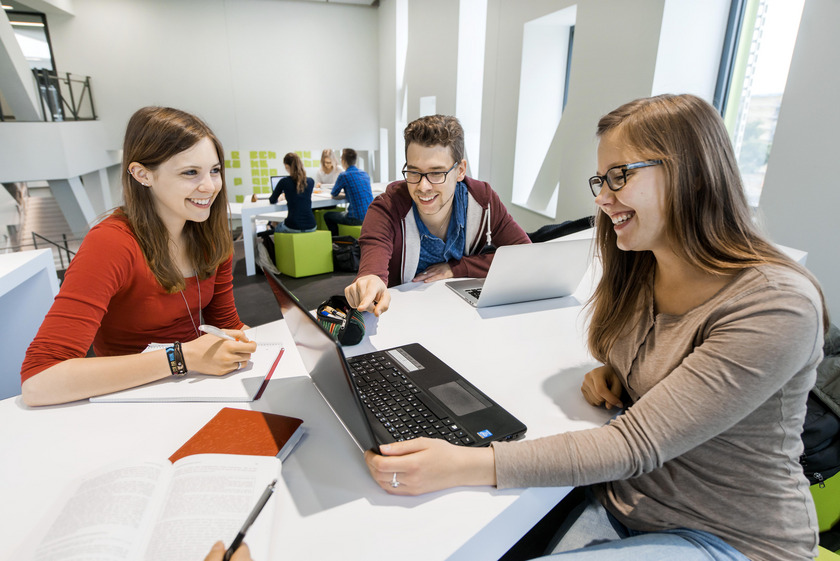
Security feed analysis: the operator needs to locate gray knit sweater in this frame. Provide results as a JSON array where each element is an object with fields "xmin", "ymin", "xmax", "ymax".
[{"xmin": 492, "ymin": 265, "xmax": 824, "ymax": 561}]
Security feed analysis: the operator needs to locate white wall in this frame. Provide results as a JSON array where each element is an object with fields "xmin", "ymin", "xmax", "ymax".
[
  {"xmin": 758, "ymin": 0, "xmax": 840, "ymax": 322},
  {"xmin": 38, "ymin": 0, "xmax": 380, "ymax": 202},
  {"xmin": 481, "ymin": 0, "xmax": 667, "ymax": 232}
]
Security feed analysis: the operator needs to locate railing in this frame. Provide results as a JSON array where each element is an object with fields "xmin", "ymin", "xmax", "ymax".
[
  {"xmin": 31, "ymin": 69, "xmax": 97, "ymax": 122},
  {"xmin": 31, "ymin": 232, "xmax": 78, "ymax": 270}
]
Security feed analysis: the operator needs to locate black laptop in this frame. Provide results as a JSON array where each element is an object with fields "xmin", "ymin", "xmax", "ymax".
[{"xmin": 264, "ymin": 270, "xmax": 527, "ymax": 452}]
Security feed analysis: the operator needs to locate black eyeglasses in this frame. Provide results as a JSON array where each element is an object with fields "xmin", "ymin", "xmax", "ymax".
[
  {"xmin": 588, "ymin": 160, "xmax": 663, "ymax": 196},
  {"xmin": 402, "ymin": 161, "xmax": 459, "ymax": 185}
]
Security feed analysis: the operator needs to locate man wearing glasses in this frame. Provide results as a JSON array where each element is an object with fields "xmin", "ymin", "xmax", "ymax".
[
  {"xmin": 324, "ymin": 148, "xmax": 374, "ymax": 236},
  {"xmin": 344, "ymin": 115, "xmax": 529, "ymax": 316}
]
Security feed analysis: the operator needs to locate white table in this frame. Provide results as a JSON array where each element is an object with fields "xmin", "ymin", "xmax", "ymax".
[
  {"xmin": 0, "ymin": 249, "xmax": 59, "ymax": 399},
  {"xmin": 234, "ymin": 193, "xmax": 344, "ymax": 277},
  {"xmin": 0, "ymin": 278, "xmax": 610, "ymax": 560}
]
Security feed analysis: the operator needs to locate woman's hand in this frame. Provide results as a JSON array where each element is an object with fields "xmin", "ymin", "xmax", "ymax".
[
  {"xmin": 183, "ymin": 330, "xmax": 258, "ymax": 375},
  {"xmin": 581, "ymin": 364, "xmax": 624, "ymax": 409},
  {"xmin": 364, "ymin": 437, "xmax": 496, "ymax": 495},
  {"xmin": 204, "ymin": 541, "xmax": 251, "ymax": 561}
]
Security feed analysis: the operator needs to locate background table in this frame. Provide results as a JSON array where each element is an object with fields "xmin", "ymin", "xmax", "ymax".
[
  {"xmin": 0, "ymin": 269, "xmax": 611, "ymax": 560},
  {"xmin": 0, "ymin": 249, "xmax": 59, "ymax": 399}
]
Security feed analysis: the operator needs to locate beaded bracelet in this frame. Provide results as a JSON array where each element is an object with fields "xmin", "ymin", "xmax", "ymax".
[{"xmin": 165, "ymin": 342, "xmax": 188, "ymax": 377}]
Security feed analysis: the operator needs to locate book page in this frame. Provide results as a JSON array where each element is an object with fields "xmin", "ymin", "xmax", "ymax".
[
  {"xmin": 142, "ymin": 454, "xmax": 280, "ymax": 561},
  {"xmin": 29, "ymin": 460, "xmax": 169, "ymax": 561},
  {"xmin": 23, "ymin": 455, "xmax": 280, "ymax": 561}
]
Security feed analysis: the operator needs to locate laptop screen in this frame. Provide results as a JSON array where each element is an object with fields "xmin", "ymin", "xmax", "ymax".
[
  {"xmin": 269, "ymin": 175, "xmax": 288, "ymax": 190},
  {"xmin": 263, "ymin": 271, "xmax": 378, "ymax": 451}
]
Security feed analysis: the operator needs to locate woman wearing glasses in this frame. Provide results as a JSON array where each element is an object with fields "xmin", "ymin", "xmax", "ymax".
[
  {"xmin": 365, "ymin": 95, "xmax": 826, "ymax": 561},
  {"xmin": 344, "ymin": 114, "xmax": 530, "ymax": 316}
]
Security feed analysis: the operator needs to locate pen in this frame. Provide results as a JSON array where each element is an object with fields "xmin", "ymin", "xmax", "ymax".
[
  {"xmin": 318, "ymin": 310, "xmax": 345, "ymax": 321},
  {"xmin": 199, "ymin": 324, "xmax": 238, "ymax": 341},
  {"xmin": 322, "ymin": 306, "xmax": 346, "ymax": 318},
  {"xmin": 224, "ymin": 478, "xmax": 277, "ymax": 561}
]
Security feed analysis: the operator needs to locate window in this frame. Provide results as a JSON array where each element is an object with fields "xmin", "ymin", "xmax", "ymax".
[
  {"xmin": 6, "ymin": 10, "xmax": 57, "ymax": 72},
  {"xmin": 715, "ymin": 0, "xmax": 805, "ymax": 207},
  {"xmin": 510, "ymin": 6, "xmax": 576, "ymax": 217}
]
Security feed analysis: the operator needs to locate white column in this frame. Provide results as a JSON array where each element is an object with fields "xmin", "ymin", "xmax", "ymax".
[{"xmin": 48, "ymin": 176, "xmax": 96, "ymax": 235}]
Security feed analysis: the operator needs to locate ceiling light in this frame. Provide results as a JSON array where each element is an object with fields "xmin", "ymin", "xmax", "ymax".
[{"xmin": 10, "ymin": 21, "xmax": 45, "ymax": 27}]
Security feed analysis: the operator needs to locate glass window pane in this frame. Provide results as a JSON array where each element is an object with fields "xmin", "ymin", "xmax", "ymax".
[{"xmin": 723, "ymin": 0, "xmax": 805, "ymax": 207}]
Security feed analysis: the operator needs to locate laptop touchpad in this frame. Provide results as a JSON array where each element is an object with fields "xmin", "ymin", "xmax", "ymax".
[{"xmin": 429, "ymin": 381, "xmax": 490, "ymax": 416}]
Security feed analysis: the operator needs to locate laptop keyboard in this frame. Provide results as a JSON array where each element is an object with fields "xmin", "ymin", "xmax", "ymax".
[
  {"xmin": 466, "ymin": 288, "xmax": 483, "ymax": 299},
  {"xmin": 347, "ymin": 352, "xmax": 475, "ymax": 446}
]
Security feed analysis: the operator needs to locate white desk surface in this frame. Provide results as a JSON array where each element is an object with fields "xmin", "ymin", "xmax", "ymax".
[{"xmin": 0, "ymin": 275, "xmax": 610, "ymax": 560}]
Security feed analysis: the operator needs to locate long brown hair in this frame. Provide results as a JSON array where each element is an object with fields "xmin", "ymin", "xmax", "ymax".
[
  {"xmin": 587, "ymin": 94, "xmax": 827, "ymax": 362},
  {"xmin": 121, "ymin": 106, "xmax": 232, "ymax": 293},
  {"xmin": 283, "ymin": 152, "xmax": 308, "ymax": 194}
]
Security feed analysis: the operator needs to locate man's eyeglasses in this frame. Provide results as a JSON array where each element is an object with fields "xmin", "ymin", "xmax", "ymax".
[
  {"xmin": 588, "ymin": 160, "xmax": 663, "ymax": 196},
  {"xmin": 402, "ymin": 161, "xmax": 460, "ymax": 185}
]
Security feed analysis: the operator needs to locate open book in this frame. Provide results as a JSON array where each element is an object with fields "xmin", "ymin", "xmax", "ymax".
[
  {"xmin": 19, "ymin": 454, "xmax": 280, "ymax": 561},
  {"xmin": 90, "ymin": 343, "xmax": 284, "ymax": 403}
]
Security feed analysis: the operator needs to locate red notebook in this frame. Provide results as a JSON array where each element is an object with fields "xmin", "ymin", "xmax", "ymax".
[{"xmin": 169, "ymin": 407, "xmax": 304, "ymax": 463}]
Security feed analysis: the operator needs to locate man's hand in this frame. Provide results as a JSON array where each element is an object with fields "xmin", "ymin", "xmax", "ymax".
[
  {"xmin": 345, "ymin": 275, "xmax": 390, "ymax": 316},
  {"xmin": 411, "ymin": 263, "xmax": 453, "ymax": 283}
]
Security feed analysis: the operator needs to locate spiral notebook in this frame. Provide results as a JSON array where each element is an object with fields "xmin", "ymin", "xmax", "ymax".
[{"xmin": 90, "ymin": 343, "xmax": 284, "ymax": 403}]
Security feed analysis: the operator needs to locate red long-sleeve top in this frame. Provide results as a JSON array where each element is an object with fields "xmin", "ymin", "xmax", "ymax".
[{"xmin": 21, "ymin": 214, "xmax": 244, "ymax": 383}]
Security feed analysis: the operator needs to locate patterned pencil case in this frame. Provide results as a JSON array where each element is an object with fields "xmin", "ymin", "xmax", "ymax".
[{"xmin": 316, "ymin": 294, "xmax": 366, "ymax": 346}]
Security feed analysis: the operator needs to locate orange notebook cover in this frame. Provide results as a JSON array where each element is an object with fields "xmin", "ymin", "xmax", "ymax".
[{"xmin": 169, "ymin": 407, "xmax": 304, "ymax": 463}]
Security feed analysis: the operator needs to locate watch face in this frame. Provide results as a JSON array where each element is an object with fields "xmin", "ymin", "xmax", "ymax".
[{"xmin": 166, "ymin": 346, "xmax": 186, "ymax": 376}]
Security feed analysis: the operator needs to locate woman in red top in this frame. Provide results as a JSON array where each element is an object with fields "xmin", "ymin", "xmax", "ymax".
[{"xmin": 21, "ymin": 107, "xmax": 256, "ymax": 406}]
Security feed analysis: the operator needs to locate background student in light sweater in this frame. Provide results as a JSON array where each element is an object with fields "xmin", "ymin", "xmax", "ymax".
[
  {"xmin": 21, "ymin": 107, "xmax": 256, "ymax": 406},
  {"xmin": 364, "ymin": 94, "xmax": 828, "ymax": 561}
]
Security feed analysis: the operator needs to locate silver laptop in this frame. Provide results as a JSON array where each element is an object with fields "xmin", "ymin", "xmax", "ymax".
[{"xmin": 446, "ymin": 237, "xmax": 592, "ymax": 308}]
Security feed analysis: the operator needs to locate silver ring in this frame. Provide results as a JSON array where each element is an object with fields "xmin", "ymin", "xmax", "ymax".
[
  {"xmin": 236, "ymin": 361, "xmax": 241, "ymax": 370},
  {"xmin": 390, "ymin": 472, "xmax": 400, "ymax": 488}
]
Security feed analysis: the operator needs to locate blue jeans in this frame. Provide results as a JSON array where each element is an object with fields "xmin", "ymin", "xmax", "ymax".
[
  {"xmin": 274, "ymin": 222, "xmax": 316, "ymax": 234},
  {"xmin": 537, "ymin": 489, "xmax": 749, "ymax": 561}
]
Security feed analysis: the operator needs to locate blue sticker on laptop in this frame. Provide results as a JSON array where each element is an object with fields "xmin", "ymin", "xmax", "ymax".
[{"xmin": 477, "ymin": 429, "xmax": 493, "ymax": 439}]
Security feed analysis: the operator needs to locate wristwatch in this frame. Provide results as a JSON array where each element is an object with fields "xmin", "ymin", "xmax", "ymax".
[{"xmin": 166, "ymin": 342, "xmax": 188, "ymax": 376}]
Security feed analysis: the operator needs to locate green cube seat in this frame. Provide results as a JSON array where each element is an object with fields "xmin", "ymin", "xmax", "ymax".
[
  {"xmin": 811, "ymin": 472, "xmax": 840, "ymax": 556},
  {"xmin": 338, "ymin": 223, "xmax": 363, "ymax": 239},
  {"xmin": 313, "ymin": 207, "xmax": 337, "ymax": 231},
  {"xmin": 812, "ymin": 472, "xmax": 840, "ymax": 533},
  {"xmin": 818, "ymin": 546, "xmax": 840, "ymax": 560},
  {"xmin": 274, "ymin": 230, "xmax": 333, "ymax": 278}
]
